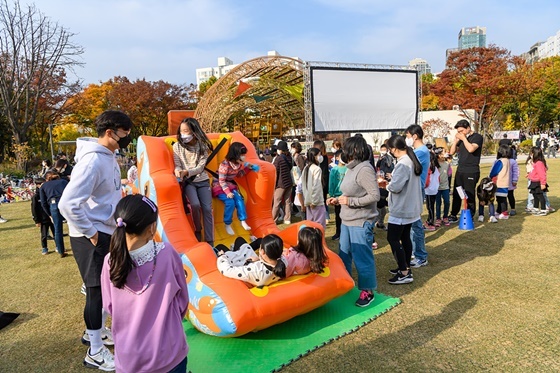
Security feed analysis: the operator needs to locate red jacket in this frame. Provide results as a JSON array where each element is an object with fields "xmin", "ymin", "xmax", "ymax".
[{"xmin": 528, "ymin": 160, "xmax": 547, "ymax": 185}]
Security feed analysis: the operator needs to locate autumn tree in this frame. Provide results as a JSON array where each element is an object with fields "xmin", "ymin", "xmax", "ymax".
[
  {"xmin": 0, "ymin": 0, "xmax": 83, "ymax": 146},
  {"xmin": 502, "ymin": 56, "xmax": 560, "ymax": 131},
  {"xmin": 422, "ymin": 118, "xmax": 451, "ymax": 144},
  {"xmin": 107, "ymin": 77, "xmax": 190, "ymax": 137},
  {"xmin": 63, "ymin": 80, "xmax": 114, "ymax": 133},
  {"xmin": 431, "ymin": 45, "xmax": 512, "ymax": 136}
]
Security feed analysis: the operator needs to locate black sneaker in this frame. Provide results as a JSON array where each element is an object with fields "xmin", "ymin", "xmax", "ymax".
[
  {"xmin": 388, "ymin": 270, "xmax": 414, "ymax": 285},
  {"xmin": 447, "ymin": 215, "xmax": 459, "ymax": 224},
  {"xmin": 331, "ymin": 234, "xmax": 340, "ymax": 241},
  {"xmin": 389, "ymin": 268, "xmax": 400, "ymax": 275},
  {"xmin": 355, "ymin": 290, "xmax": 374, "ymax": 307}
]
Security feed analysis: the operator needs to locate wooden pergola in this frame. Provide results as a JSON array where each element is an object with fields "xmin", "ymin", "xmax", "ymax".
[{"xmin": 194, "ymin": 55, "xmax": 305, "ymax": 144}]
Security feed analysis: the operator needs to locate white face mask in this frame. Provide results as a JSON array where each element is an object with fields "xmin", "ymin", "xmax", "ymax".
[
  {"xmin": 331, "ymin": 147, "xmax": 337, "ymax": 153},
  {"xmin": 181, "ymin": 134, "xmax": 193, "ymax": 142},
  {"xmin": 380, "ymin": 151, "xmax": 387, "ymax": 156},
  {"xmin": 290, "ymin": 148, "xmax": 296, "ymax": 155},
  {"xmin": 277, "ymin": 149, "xmax": 282, "ymax": 155},
  {"xmin": 240, "ymin": 155, "xmax": 246, "ymax": 162},
  {"xmin": 317, "ymin": 155, "xmax": 324, "ymax": 164},
  {"xmin": 405, "ymin": 137, "xmax": 414, "ymax": 147}
]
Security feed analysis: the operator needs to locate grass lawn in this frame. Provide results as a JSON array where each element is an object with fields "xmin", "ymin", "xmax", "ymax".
[{"xmin": 1, "ymin": 160, "xmax": 560, "ymax": 372}]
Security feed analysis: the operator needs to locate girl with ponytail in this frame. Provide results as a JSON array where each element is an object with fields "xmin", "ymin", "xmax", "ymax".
[
  {"xmin": 101, "ymin": 195, "xmax": 189, "ymax": 373},
  {"xmin": 385, "ymin": 135, "xmax": 423, "ymax": 285}
]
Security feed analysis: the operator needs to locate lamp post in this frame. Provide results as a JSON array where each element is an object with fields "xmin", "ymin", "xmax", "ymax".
[{"xmin": 49, "ymin": 123, "xmax": 55, "ymax": 162}]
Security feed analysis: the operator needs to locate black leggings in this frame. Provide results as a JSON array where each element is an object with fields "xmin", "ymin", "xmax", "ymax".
[
  {"xmin": 387, "ymin": 223, "xmax": 413, "ymax": 271},
  {"xmin": 532, "ymin": 191, "xmax": 546, "ymax": 210},
  {"xmin": 496, "ymin": 196, "xmax": 508, "ymax": 214},
  {"xmin": 507, "ymin": 190, "xmax": 515, "ymax": 210},
  {"xmin": 84, "ymin": 286, "xmax": 103, "ymax": 330}
]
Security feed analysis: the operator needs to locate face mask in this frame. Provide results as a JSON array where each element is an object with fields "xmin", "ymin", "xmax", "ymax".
[
  {"xmin": 405, "ymin": 137, "xmax": 414, "ymax": 147},
  {"xmin": 331, "ymin": 147, "xmax": 337, "ymax": 153},
  {"xmin": 240, "ymin": 155, "xmax": 246, "ymax": 162},
  {"xmin": 380, "ymin": 151, "xmax": 387, "ymax": 156},
  {"xmin": 317, "ymin": 155, "xmax": 324, "ymax": 164},
  {"xmin": 116, "ymin": 133, "xmax": 132, "ymax": 149},
  {"xmin": 290, "ymin": 148, "xmax": 296, "ymax": 155},
  {"xmin": 181, "ymin": 134, "xmax": 193, "ymax": 143},
  {"xmin": 277, "ymin": 149, "xmax": 282, "ymax": 155}
]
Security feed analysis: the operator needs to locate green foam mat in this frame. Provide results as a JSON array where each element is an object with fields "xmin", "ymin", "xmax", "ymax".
[{"xmin": 183, "ymin": 289, "xmax": 401, "ymax": 372}]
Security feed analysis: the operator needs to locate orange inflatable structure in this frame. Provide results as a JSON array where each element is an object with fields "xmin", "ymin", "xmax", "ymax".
[{"xmin": 136, "ymin": 132, "xmax": 354, "ymax": 337}]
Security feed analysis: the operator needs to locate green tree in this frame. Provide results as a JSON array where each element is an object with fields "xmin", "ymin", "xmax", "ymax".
[{"xmin": 198, "ymin": 76, "xmax": 217, "ymax": 97}]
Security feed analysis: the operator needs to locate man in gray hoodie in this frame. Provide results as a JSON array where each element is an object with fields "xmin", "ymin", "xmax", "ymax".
[{"xmin": 59, "ymin": 110, "xmax": 132, "ymax": 371}]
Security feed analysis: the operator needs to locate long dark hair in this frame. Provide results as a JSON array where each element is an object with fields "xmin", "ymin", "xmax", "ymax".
[
  {"xmin": 226, "ymin": 142, "xmax": 247, "ymax": 163},
  {"xmin": 429, "ymin": 151, "xmax": 439, "ymax": 173},
  {"xmin": 302, "ymin": 147, "xmax": 321, "ymax": 186},
  {"xmin": 529, "ymin": 146, "xmax": 547, "ymax": 169},
  {"xmin": 109, "ymin": 194, "xmax": 159, "ymax": 289},
  {"xmin": 293, "ymin": 227, "xmax": 327, "ymax": 274},
  {"xmin": 386, "ymin": 135, "xmax": 423, "ymax": 176},
  {"xmin": 176, "ymin": 117, "xmax": 213, "ymax": 152},
  {"xmin": 260, "ymin": 234, "xmax": 286, "ymax": 278},
  {"xmin": 496, "ymin": 144, "xmax": 510, "ymax": 159}
]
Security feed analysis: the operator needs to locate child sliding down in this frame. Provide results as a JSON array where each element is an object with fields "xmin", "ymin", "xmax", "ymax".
[
  {"xmin": 216, "ymin": 234, "xmax": 286, "ymax": 286},
  {"xmin": 212, "ymin": 142, "xmax": 259, "ymax": 235}
]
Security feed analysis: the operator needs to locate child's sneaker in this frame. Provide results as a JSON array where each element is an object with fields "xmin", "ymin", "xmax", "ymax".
[
  {"xmin": 498, "ymin": 212, "xmax": 509, "ymax": 220},
  {"xmin": 355, "ymin": 290, "xmax": 374, "ymax": 307},
  {"xmin": 0, "ymin": 216, "xmax": 7, "ymax": 223},
  {"xmin": 41, "ymin": 248, "xmax": 49, "ymax": 255},
  {"xmin": 423, "ymin": 222, "xmax": 436, "ymax": 231},
  {"xmin": 535, "ymin": 209, "xmax": 548, "ymax": 216},
  {"xmin": 83, "ymin": 346, "xmax": 115, "ymax": 371},
  {"xmin": 434, "ymin": 219, "xmax": 442, "ymax": 227},
  {"xmin": 489, "ymin": 216, "xmax": 498, "ymax": 223},
  {"xmin": 509, "ymin": 209, "xmax": 517, "ymax": 216},
  {"xmin": 447, "ymin": 215, "xmax": 459, "ymax": 223},
  {"xmin": 410, "ymin": 258, "xmax": 428, "ymax": 268},
  {"xmin": 240, "ymin": 220, "xmax": 251, "ymax": 231},
  {"xmin": 477, "ymin": 215, "xmax": 484, "ymax": 222},
  {"xmin": 443, "ymin": 217, "xmax": 450, "ymax": 226}
]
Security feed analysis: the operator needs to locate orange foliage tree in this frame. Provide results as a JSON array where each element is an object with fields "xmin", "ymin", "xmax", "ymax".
[{"xmin": 431, "ymin": 45, "xmax": 512, "ymax": 135}]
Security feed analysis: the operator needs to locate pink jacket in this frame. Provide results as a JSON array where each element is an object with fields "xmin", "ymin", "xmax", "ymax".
[
  {"xmin": 283, "ymin": 247, "xmax": 311, "ymax": 277},
  {"xmin": 528, "ymin": 160, "xmax": 547, "ymax": 185}
]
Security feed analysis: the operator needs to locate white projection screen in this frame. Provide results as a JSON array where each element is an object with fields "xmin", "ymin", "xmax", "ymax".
[{"xmin": 310, "ymin": 67, "xmax": 418, "ymax": 133}]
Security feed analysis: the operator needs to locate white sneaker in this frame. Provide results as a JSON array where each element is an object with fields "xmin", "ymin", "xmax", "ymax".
[
  {"xmin": 283, "ymin": 220, "xmax": 291, "ymax": 225},
  {"xmin": 225, "ymin": 224, "xmax": 235, "ymax": 235},
  {"xmin": 81, "ymin": 328, "xmax": 114, "ymax": 346},
  {"xmin": 498, "ymin": 213, "xmax": 509, "ymax": 220},
  {"xmin": 489, "ymin": 216, "xmax": 498, "ymax": 223},
  {"xmin": 240, "ymin": 220, "xmax": 251, "ymax": 231},
  {"xmin": 0, "ymin": 217, "xmax": 7, "ymax": 223},
  {"xmin": 477, "ymin": 215, "xmax": 484, "ymax": 222},
  {"xmin": 84, "ymin": 346, "xmax": 115, "ymax": 371}
]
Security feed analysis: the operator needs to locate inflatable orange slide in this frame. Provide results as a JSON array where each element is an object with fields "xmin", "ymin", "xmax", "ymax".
[{"xmin": 136, "ymin": 132, "xmax": 354, "ymax": 337}]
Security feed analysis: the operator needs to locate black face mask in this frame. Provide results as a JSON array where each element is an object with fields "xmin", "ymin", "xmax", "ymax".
[{"xmin": 114, "ymin": 133, "xmax": 132, "ymax": 149}]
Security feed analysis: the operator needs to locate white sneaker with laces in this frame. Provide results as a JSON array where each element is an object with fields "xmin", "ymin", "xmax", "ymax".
[
  {"xmin": 84, "ymin": 346, "xmax": 115, "ymax": 371},
  {"xmin": 225, "ymin": 224, "xmax": 235, "ymax": 235},
  {"xmin": 240, "ymin": 220, "xmax": 251, "ymax": 231},
  {"xmin": 489, "ymin": 216, "xmax": 498, "ymax": 223},
  {"xmin": 478, "ymin": 215, "xmax": 484, "ymax": 222}
]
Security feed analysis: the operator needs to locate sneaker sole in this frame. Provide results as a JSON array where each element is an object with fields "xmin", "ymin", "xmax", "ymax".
[
  {"xmin": 355, "ymin": 298, "xmax": 374, "ymax": 307},
  {"xmin": 83, "ymin": 360, "xmax": 115, "ymax": 372},
  {"xmin": 388, "ymin": 277, "xmax": 414, "ymax": 285}
]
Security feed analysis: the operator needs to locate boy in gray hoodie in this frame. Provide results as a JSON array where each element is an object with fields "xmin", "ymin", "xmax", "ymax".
[{"xmin": 59, "ymin": 110, "xmax": 133, "ymax": 371}]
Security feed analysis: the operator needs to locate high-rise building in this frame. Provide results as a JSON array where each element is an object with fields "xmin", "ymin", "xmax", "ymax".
[
  {"xmin": 409, "ymin": 58, "xmax": 431, "ymax": 76},
  {"xmin": 195, "ymin": 57, "xmax": 238, "ymax": 88},
  {"xmin": 458, "ymin": 26, "xmax": 487, "ymax": 49},
  {"xmin": 521, "ymin": 29, "xmax": 560, "ymax": 64}
]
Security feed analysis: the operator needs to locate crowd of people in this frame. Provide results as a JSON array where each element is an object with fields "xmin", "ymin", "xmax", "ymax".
[{"xmin": 11, "ymin": 109, "xmax": 556, "ymax": 372}]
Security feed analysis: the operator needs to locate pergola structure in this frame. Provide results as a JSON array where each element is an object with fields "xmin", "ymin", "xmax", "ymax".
[{"xmin": 194, "ymin": 55, "xmax": 305, "ymax": 145}]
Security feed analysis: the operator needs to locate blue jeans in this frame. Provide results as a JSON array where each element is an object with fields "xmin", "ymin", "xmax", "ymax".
[
  {"xmin": 217, "ymin": 190, "xmax": 247, "ymax": 225},
  {"xmin": 167, "ymin": 356, "xmax": 187, "ymax": 373},
  {"xmin": 435, "ymin": 189, "xmax": 450, "ymax": 219},
  {"xmin": 411, "ymin": 218, "xmax": 427, "ymax": 261},
  {"xmin": 338, "ymin": 221, "xmax": 377, "ymax": 291},
  {"xmin": 50, "ymin": 202, "xmax": 65, "ymax": 254}
]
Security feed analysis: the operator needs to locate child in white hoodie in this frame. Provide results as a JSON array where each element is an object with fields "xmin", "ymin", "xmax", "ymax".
[
  {"xmin": 301, "ymin": 147, "xmax": 325, "ymax": 229},
  {"xmin": 59, "ymin": 110, "xmax": 133, "ymax": 372}
]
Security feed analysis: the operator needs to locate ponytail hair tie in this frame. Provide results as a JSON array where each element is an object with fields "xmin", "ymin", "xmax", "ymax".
[{"xmin": 116, "ymin": 217, "xmax": 127, "ymax": 228}]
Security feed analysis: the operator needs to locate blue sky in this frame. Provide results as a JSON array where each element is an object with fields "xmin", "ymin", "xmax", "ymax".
[{"xmin": 38, "ymin": 0, "xmax": 560, "ymax": 86}]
